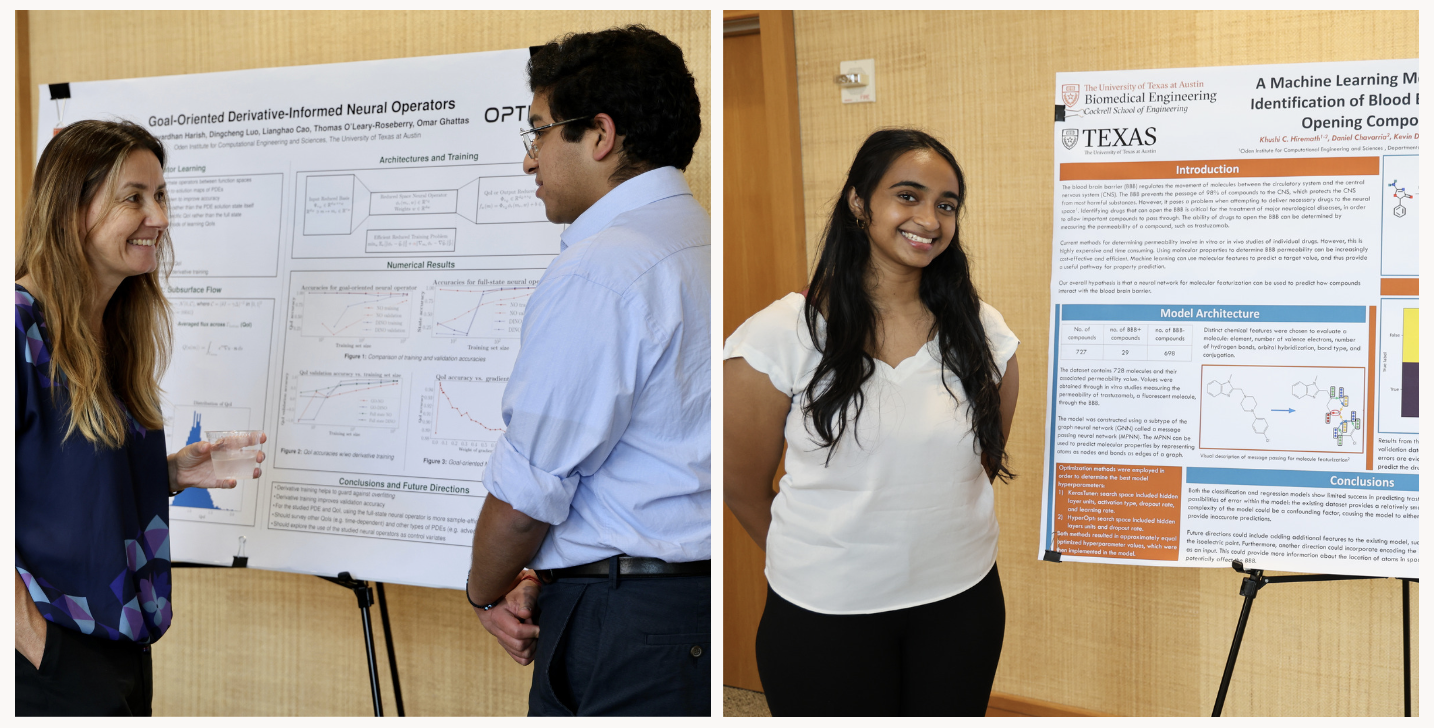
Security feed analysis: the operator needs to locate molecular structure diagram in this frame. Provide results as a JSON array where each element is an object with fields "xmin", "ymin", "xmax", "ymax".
[
  {"xmin": 1205, "ymin": 376, "xmax": 1269, "ymax": 442},
  {"xmin": 1389, "ymin": 179, "xmax": 1414, "ymax": 218},
  {"xmin": 1292, "ymin": 379, "xmax": 1360, "ymax": 446}
]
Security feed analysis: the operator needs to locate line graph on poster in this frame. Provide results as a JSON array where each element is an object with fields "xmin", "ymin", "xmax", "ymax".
[
  {"xmin": 423, "ymin": 375, "xmax": 507, "ymax": 442},
  {"xmin": 291, "ymin": 374, "xmax": 404, "ymax": 428},
  {"xmin": 290, "ymin": 283, "xmax": 418, "ymax": 339},
  {"xmin": 430, "ymin": 284, "xmax": 534, "ymax": 338},
  {"xmin": 274, "ymin": 369, "xmax": 409, "ymax": 476},
  {"xmin": 408, "ymin": 374, "xmax": 508, "ymax": 480},
  {"xmin": 419, "ymin": 272, "xmax": 543, "ymax": 340}
]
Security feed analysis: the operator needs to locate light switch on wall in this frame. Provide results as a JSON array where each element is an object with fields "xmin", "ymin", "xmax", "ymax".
[{"xmin": 839, "ymin": 59, "xmax": 875, "ymax": 104}]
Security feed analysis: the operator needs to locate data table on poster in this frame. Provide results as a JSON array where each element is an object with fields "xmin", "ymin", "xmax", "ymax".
[{"xmin": 1058, "ymin": 322, "xmax": 1193, "ymax": 361}]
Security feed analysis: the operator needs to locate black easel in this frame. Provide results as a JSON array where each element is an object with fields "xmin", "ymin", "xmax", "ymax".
[
  {"xmin": 376, "ymin": 582, "xmax": 406, "ymax": 716},
  {"xmin": 1402, "ymin": 577, "xmax": 1414, "ymax": 718},
  {"xmin": 1213, "ymin": 560, "xmax": 1417, "ymax": 717},
  {"xmin": 317, "ymin": 573, "xmax": 406, "ymax": 717},
  {"xmin": 173, "ymin": 561, "xmax": 407, "ymax": 716}
]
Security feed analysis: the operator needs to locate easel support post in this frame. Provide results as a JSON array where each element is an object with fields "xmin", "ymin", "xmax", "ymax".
[
  {"xmin": 1212, "ymin": 561, "xmax": 1405, "ymax": 717},
  {"xmin": 376, "ymin": 582, "xmax": 406, "ymax": 716},
  {"xmin": 1403, "ymin": 578, "xmax": 1411, "ymax": 718},
  {"xmin": 1212, "ymin": 566, "xmax": 1265, "ymax": 717},
  {"xmin": 319, "ymin": 572, "xmax": 383, "ymax": 717}
]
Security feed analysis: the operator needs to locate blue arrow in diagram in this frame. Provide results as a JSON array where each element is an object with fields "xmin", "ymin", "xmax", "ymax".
[{"xmin": 1270, "ymin": 408, "xmax": 1295, "ymax": 413}]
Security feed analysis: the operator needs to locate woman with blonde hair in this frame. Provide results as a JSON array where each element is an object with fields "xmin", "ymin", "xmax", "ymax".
[{"xmin": 15, "ymin": 119, "xmax": 264, "ymax": 716}]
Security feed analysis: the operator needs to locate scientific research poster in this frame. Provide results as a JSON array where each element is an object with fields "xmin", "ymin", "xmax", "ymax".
[
  {"xmin": 1041, "ymin": 59, "xmax": 1418, "ymax": 578},
  {"xmin": 38, "ymin": 49, "xmax": 558, "ymax": 589}
]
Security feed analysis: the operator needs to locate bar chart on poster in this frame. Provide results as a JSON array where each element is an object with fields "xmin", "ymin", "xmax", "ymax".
[
  {"xmin": 39, "ymin": 48, "xmax": 563, "ymax": 589},
  {"xmin": 1040, "ymin": 59, "xmax": 1418, "ymax": 578}
]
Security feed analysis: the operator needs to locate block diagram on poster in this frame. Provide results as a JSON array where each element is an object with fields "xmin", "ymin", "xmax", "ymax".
[
  {"xmin": 161, "ymin": 298, "xmax": 275, "ymax": 525},
  {"xmin": 1199, "ymin": 365, "xmax": 1365, "ymax": 453},
  {"xmin": 1377, "ymin": 299, "xmax": 1419, "ymax": 434},
  {"xmin": 166, "ymin": 173, "xmax": 284, "ymax": 277},
  {"xmin": 291, "ymin": 163, "xmax": 562, "ymax": 259},
  {"xmin": 1380, "ymin": 154, "xmax": 1418, "ymax": 276}
]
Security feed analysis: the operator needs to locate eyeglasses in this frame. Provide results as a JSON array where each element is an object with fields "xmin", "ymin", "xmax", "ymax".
[{"xmin": 519, "ymin": 117, "xmax": 594, "ymax": 160}]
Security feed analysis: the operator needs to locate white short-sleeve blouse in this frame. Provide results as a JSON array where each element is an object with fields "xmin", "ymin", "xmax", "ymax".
[{"xmin": 723, "ymin": 293, "xmax": 1019, "ymax": 614}]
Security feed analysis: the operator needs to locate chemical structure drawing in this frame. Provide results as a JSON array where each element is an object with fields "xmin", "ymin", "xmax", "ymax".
[
  {"xmin": 1389, "ymin": 179, "xmax": 1414, "ymax": 218},
  {"xmin": 1200, "ymin": 366, "xmax": 1366, "ymax": 453},
  {"xmin": 1205, "ymin": 376, "xmax": 1269, "ymax": 442},
  {"xmin": 1290, "ymin": 378, "xmax": 1360, "ymax": 446}
]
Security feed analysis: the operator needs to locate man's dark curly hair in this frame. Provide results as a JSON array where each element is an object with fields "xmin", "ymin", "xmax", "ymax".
[{"xmin": 528, "ymin": 25, "xmax": 701, "ymax": 184}]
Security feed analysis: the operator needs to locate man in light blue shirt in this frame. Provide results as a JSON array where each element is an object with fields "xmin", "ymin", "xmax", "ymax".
[{"xmin": 464, "ymin": 27, "xmax": 710, "ymax": 716}]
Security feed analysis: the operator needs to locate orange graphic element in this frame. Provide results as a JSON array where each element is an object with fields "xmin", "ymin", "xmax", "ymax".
[
  {"xmin": 1060, "ymin": 156, "xmax": 1379, "ymax": 181},
  {"xmin": 1381, "ymin": 278, "xmax": 1418, "ymax": 296},
  {"xmin": 1053, "ymin": 463, "xmax": 1181, "ymax": 560}
]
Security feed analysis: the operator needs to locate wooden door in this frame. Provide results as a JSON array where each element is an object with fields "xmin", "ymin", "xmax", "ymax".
[{"xmin": 721, "ymin": 9, "xmax": 805, "ymax": 693}]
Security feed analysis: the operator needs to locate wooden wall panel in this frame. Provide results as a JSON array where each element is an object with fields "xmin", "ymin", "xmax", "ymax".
[
  {"xmin": 721, "ymin": 13, "xmax": 808, "ymax": 694},
  {"xmin": 720, "ymin": 29, "xmax": 772, "ymax": 695},
  {"xmin": 19, "ymin": 10, "xmax": 708, "ymax": 233},
  {"xmin": 19, "ymin": 10, "xmax": 708, "ymax": 716},
  {"xmin": 789, "ymin": 10, "xmax": 1417, "ymax": 717},
  {"xmin": 16, "ymin": 11, "xmax": 32, "ymax": 248}
]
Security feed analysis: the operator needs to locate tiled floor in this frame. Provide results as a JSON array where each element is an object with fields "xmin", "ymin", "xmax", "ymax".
[
  {"xmin": 722, "ymin": 686, "xmax": 1101, "ymax": 717},
  {"xmin": 722, "ymin": 686, "xmax": 772, "ymax": 717}
]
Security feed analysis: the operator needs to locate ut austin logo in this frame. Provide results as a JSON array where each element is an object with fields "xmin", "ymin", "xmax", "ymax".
[
  {"xmin": 1062, "ymin": 83, "xmax": 1080, "ymax": 107},
  {"xmin": 1061, "ymin": 128, "xmax": 1079, "ymax": 150}
]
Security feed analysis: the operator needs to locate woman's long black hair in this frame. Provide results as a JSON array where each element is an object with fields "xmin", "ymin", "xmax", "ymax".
[{"xmin": 802, "ymin": 128, "xmax": 1013, "ymax": 482}]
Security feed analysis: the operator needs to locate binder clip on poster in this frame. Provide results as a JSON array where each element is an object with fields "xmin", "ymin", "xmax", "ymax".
[{"xmin": 49, "ymin": 83, "xmax": 70, "ymax": 136}]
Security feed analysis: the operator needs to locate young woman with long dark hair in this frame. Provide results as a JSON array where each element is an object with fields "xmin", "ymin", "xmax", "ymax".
[{"xmin": 724, "ymin": 129, "xmax": 1019, "ymax": 716}]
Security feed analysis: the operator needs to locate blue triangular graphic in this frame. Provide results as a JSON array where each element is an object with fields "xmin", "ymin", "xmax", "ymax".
[
  {"xmin": 172, "ymin": 486, "xmax": 217, "ymax": 510},
  {"xmin": 186, "ymin": 411, "xmax": 202, "ymax": 446}
]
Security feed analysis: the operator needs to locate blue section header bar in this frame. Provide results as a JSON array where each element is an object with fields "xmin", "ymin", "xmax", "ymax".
[
  {"xmin": 1062, "ymin": 304, "xmax": 1366, "ymax": 323},
  {"xmin": 1187, "ymin": 467, "xmax": 1418, "ymax": 492}
]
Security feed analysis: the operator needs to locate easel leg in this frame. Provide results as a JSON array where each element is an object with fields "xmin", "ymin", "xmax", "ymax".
[
  {"xmin": 319, "ymin": 572, "xmax": 384, "ymax": 717},
  {"xmin": 376, "ymin": 582, "xmax": 405, "ymax": 717},
  {"xmin": 1403, "ymin": 578, "xmax": 1411, "ymax": 718},
  {"xmin": 356, "ymin": 585, "xmax": 383, "ymax": 717},
  {"xmin": 1214, "ymin": 568, "xmax": 1264, "ymax": 717}
]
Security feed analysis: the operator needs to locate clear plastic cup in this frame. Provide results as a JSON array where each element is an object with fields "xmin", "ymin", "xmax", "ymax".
[{"xmin": 206, "ymin": 430, "xmax": 263, "ymax": 481}]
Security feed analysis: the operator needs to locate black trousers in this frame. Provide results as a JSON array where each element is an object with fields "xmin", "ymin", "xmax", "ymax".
[
  {"xmin": 15, "ymin": 623, "xmax": 153, "ymax": 716},
  {"xmin": 527, "ymin": 574, "xmax": 710, "ymax": 716},
  {"xmin": 755, "ymin": 563, "xmax": 1005, "ymax": 717}
]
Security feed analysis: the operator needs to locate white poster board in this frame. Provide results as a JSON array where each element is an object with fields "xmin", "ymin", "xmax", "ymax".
[
  {"xmin": 38, "ymin": 48, "xmax": 559, "ymax": 589},
  {"xmin": 1041, "ymin": 59, "xmax": 1418, "ymax": 578}
]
